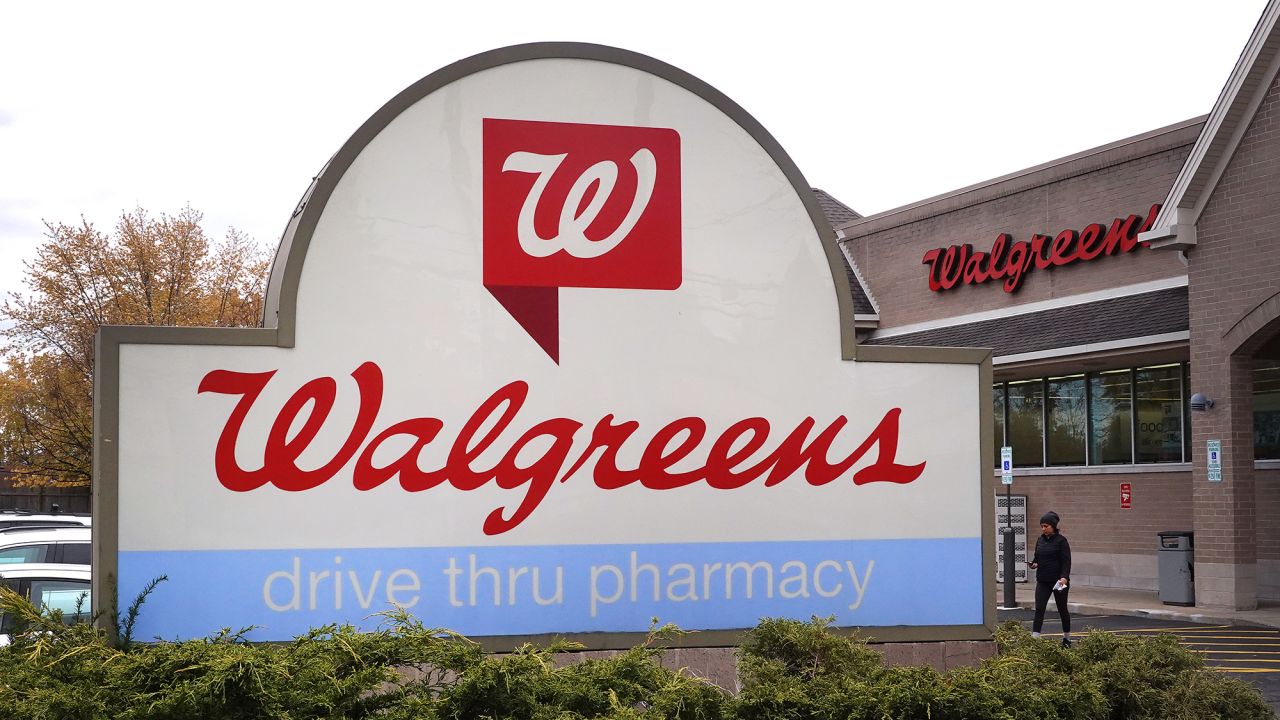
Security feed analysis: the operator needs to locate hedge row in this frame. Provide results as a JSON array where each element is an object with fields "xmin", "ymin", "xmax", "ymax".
[{"xmin": 0, "ymin": 586, "xmax": 1272, "ymax": 719}]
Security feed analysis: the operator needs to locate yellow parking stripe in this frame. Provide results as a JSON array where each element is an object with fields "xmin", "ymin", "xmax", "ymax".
[
  {"xmin": 1214, "ymin": 667, "xmax": 1280, "ymax": 673},
  {"xmin": 1193, "ymin": 649, "xmax": 1280, "ymax": 655},
  {"xmin": 1167, "ymin": 627, "xmax": 1274, "ymax": 632},
  {"xmin": 1168, "ymin": 628, "xmax": 1277, "ymax": 633},
  {"xmin": 1172, "ymin": 635, "xmax": 1280, "ymax": 640},
  {"xmin": 1164, "ymin": 636, "xmax": 1280, "ymax": 641},
  {"xmin": 1197, "ymin": 657, "xmax": 1280, "ymax": 662},
  {"xmin": 1089, "ymin": 625, "xmax": 1232, "ymax": 633},
  {"xmin": 1034, "ymin": 622, "xmax": 1233, "ymax": 632}
]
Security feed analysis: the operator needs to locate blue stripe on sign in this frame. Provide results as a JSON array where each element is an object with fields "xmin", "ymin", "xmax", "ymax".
[{"xmin": 118, "ymin": 537, "xmax": 983, "ymax": 641}]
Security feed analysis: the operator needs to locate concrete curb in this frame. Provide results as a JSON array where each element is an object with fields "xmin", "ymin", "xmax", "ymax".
[{"xmin": 1009, "ymin": 600, "xmax": 1280, "ymax": 630}]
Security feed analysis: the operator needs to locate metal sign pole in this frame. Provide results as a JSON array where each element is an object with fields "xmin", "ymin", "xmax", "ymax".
[
  {"xmin": 1005, "ymin": 483, "xmax": 1012, "ymax": 530},
  {"xmin": 999, "ymin": 446, "xmax": 1017, "ymax": 610},
  {"xmin": 1002, "ymin": 485, "xmax": 1016, "ymax": 609}
]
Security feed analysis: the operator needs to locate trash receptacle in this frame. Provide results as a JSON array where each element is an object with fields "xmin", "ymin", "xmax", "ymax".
[{"xmin": 1157, "ymin": 531, "xmax": 1194, "ymax": 606}]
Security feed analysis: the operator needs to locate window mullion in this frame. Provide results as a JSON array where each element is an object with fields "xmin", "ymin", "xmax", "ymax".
[
  {"xmin": 1084, "ymin": 371, "xmax": 1093, "ymax": 466},
  {"xmin": 1041, "ymin": 377, "xmax": 1048, "ymax": 468},
  {"xmin": 1178, "ymin": 362, "xmax": 1187, "ymax": 463},
  {"xmin": 1130, "ymin": 367, "xmax": 1137, "ymax": 464}
]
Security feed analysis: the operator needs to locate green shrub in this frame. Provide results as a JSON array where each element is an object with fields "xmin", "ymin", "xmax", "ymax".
[
  {"xmin": 0, "ymin": 589, "xmax": 485, "ymax": 720},
  {"xmin": 994, "ymin": 621, "xmax": 1272, "ymax": 720},
  {"xmin": 735, "ymin": 618, "xmax": 1110, "ymax": 720},
  {"xmin": 1164, "ymin": 669, "xmax": 1275, "ymax": 720},
  {"xmin": 433, "ymin": 630, "xmax": 728, "ymax": 720},
  {"xmin": 0, "ymin": 592, "xmax": 1273, "ymax": 719},
  {"xmin": 733, "ymin": 616, "xmax": 883, "ymax": 720}
]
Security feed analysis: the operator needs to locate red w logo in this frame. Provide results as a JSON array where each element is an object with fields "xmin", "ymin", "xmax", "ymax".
[{"xmin": 483, "ymin": 119, "xmax": 681, "ymax": 362}]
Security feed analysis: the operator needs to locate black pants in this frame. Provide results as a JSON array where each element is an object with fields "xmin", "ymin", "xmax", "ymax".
[{"xmin": 1033, "ymin": 580, "xmax": 1070, "ymax": 634}]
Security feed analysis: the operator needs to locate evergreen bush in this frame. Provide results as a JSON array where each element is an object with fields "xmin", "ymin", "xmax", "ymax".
[{"xmin": 0, "ymin": 588, "xmax": 1272, "ymax": 719}]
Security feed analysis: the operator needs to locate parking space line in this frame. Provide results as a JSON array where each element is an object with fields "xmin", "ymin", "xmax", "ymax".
[
  {"xmin": 1167, "ymin": 627, "xmax": 1274, "ymax": 632},
  {"xmin": 1168, "ymin": 636, "xmax": 1280, "ymax": 642},
  {"xmin": 1019, "ymin": 624, "xmax": 1238, "ymax": 634},
  {"xmin": 1169, "ymin": 628, "xmax": 1277, "ymax": 632},
  {"xmin": 1172, "ymin": 635, "xmax": 1280, "ymax": 640},
  {"xmin": 1092, "ymin": 625, "xmax": 1232, "ymax": 633}
]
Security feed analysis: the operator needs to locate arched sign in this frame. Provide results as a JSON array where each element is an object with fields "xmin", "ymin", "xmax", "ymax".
[{"xmin": 95, "ymin": 44, "xmax": 993, "ymax": 647}]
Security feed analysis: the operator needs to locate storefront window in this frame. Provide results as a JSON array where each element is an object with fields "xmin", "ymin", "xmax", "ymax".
[
  {"xmin": 992, "ymin": 362, "xmax": 1202, "ymax": 468},
  {"xmin": 1007, "ymin": 379, "xmax": 1043, "ymax": 467},
  {"xmin": 1184, "ymin": 363, "xmax": 1193, "ymax": 462},
  {"xmin": 1256, "ymin": 359, "xmax": 1280, "ymax": 460},
  {"xmin": 993, "ymin": 384, "xmax": 1006, "ymax": 469},
  {"xmin": 1135, "ymin": 364, "xmax": 1184, "ymax": 463},
  {"xmin": 1046, "ymin": 375, "xmax": 1086, "ymax": 466},
  {"xmin": 1089, "ymin": 369, "xmax": 1132, "ymax": 464}
]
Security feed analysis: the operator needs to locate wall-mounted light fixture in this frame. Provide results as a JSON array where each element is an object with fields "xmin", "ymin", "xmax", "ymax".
[{"xmin": 1190, "ymin": 392, "xmax": 1215, "ymax": 412}]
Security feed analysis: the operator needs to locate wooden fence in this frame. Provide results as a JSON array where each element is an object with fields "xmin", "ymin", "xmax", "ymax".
[{"xmin": 0, "ymin": 488, "xmax": 91, "ymax": 514}]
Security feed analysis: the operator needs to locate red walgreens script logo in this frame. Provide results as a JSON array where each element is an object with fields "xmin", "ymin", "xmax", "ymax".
[
  {"xmin": 483, "ymin": 119, "xmax": 681, "ymax": 363},
  {"xmin": 199, "ymin": 362, "xmax": 926, "ymax": 536}
]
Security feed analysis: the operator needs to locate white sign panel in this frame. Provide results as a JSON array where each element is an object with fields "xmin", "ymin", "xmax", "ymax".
[
  {"xmin": 1000, "ymin": 446, "xmax": 1013, "ymax": 485},
  {"xmin": 1207, "ymin": 439, "xmax": 1223, "ymax": 482},
  {"xmin": 97, "ymin": 45, "xmax": 989, "ymax": 644}
]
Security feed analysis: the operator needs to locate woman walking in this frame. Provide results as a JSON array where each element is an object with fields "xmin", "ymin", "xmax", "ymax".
[{"xmin": 1028, "ymin": 510, "xmax": 1073, "ymax": 647}]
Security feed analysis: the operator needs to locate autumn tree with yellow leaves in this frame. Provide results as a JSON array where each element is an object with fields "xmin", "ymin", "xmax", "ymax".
[{"xmin": 0, "ymin": 207, "xmax": 268, "ymax": 488}]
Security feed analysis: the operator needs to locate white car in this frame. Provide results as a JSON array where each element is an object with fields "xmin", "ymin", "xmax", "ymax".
[
  {"xmin": 0, "ymin": 511, "xmax": 91, "ymax": 531},
  {"xmin": 0, "ymin": 563, "xmax": 91, "ymax": 646},
  {"xmin": 0, "ymin": 526, "xmax": 91, "ymax": 565}
]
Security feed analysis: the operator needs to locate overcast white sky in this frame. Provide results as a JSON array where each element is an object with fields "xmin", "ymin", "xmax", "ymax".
[{"xmin": 0, "ymin": 1, "xmax": 1268, "ymax": 303}]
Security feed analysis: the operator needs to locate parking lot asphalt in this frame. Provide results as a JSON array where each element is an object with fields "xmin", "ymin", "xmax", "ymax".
[{"xmin": 998, "ymin": 608, "xmax": 1280, "ymax": 711}]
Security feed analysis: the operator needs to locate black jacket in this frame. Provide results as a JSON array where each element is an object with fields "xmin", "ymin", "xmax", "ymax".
[{"xmin": 1032, "ymin": 531, "xmax": 1071, "ymax": 583}]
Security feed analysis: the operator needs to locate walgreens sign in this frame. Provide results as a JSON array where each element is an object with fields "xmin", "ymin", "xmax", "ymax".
[
  {"xmin": 201, "ymin": 367, "xmax": 924, "ymax": 536},
  {"xmin": 922, "ymin": 204, "xmax": 1161, "ymax": 293},
  {"xmin": 96, "ymin": 46, "xmax": 990, "ymax": 646}
]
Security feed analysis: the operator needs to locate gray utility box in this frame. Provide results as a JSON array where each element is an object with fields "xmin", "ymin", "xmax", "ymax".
[{"xmin": 1157, "ymin": 531, "xmax": 1195, "ymax": 606}]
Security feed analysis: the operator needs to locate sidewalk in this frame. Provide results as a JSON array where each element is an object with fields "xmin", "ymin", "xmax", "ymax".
[{"xmin": 995, "ymin": 583, "xmax": 1280, "ymax": 629}]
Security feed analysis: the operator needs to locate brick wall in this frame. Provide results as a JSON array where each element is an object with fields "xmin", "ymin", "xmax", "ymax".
[
  {"xmin": 1018, "ymin": 471, "xmax": 1192, "ymax": 557},
  {"xmin": 539, "ymin": 641, "xmax": 998, "ymax": 692},
  {"xmin": 845, "ymin": 133, "xmax": 1195, "ymax": 330},
  {"xmin": 1189, "ymin": 69, "xmax": 1280, "ymax": 573},
  {"xmin": 1012, "ymin": 468, "xmax": 1278, "ymax": 592}
]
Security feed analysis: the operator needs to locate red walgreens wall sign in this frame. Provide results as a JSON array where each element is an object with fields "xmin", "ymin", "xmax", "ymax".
[{"xmin": 921, "ymin": 204, "xmax": 1160, "ymax": 293}]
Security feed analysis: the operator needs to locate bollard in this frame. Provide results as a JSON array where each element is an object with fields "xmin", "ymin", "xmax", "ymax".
[{"xmin": 1001, "ymin": 528, "xmax": 1018, "ymax": 609}]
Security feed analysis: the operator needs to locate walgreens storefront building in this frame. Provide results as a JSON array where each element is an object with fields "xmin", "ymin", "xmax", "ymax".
[{"xmin": 833, "ymin": 1, "xmax": 1280, "ymax": 610}]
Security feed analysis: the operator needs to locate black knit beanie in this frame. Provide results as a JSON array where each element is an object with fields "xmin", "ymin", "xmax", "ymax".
[{"xmin": 1039, "ymin": 511, "xmax": 1060, "ymax": 529}]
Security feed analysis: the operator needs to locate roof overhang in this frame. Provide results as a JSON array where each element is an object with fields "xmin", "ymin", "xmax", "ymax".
[
  {"xmin": 854, "ymin": 313, "xmax": 880, "ymax": 330},
  {"xmin": 1138, "ymin": 206, "xmax": 1198, "ymax": 250}
]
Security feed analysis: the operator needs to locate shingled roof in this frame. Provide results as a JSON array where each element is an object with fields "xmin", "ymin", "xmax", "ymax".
[
  {"xmin": 864, "ymin": 286, "xmax": 1189, "ymax": 359},
  {"xmin": 812, "ymin": 188, "xmax": 862, "ymax": 227},
  {"xmin": 810, "ymin": 188, "xmax": 878, "ymax": 319}
]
